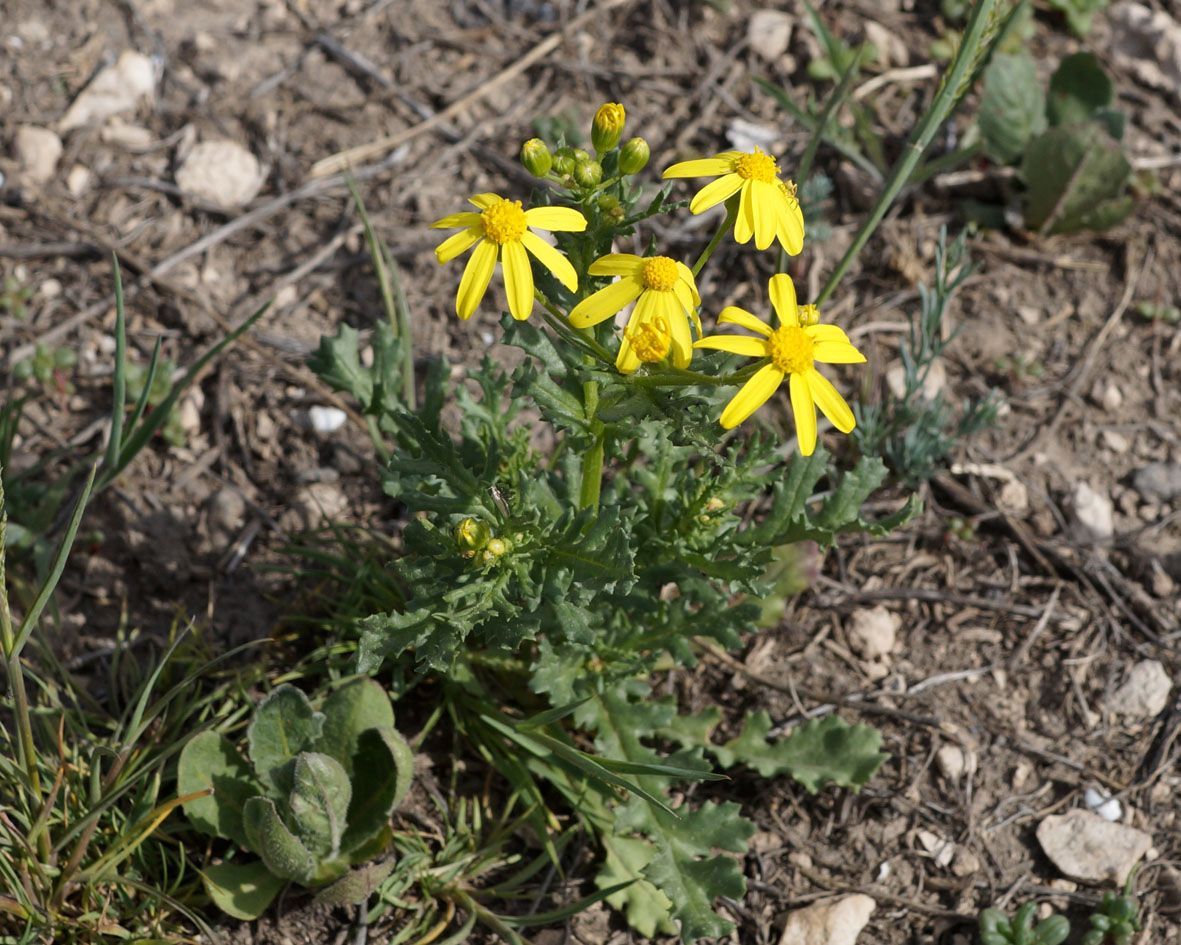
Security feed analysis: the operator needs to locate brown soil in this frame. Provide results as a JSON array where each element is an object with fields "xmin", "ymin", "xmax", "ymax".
[{"xmin": 2, "ymin": 1, "xmax": 1180, "ymax": 943}]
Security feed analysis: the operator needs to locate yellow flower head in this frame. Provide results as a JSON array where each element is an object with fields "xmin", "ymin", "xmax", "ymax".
[
  {"xmin": 431, "ymin": 194, "xmax": 587, "ymax": 321},
  {"xmin": 662, "ymin": 148, "xmax": 805, "ymax": 255},
  {"xmin": 592, "ymin": 103, "xmax": 626, "ymax": 152},
  {"xmin": 627, "ymin": 315, "xmax": 671, "ymax": 364},
  {"xmin": 694, "ymin": 274, "xmax": 866, "ymax": 455},
  {"xmin": 569, "ymin": 253, "xmax": 701, "ymax": 374}
]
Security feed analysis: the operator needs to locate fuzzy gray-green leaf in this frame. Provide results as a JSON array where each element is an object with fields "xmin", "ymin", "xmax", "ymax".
[
  {"xmin": 201, "ymin": 860, "xmax": 286, "ymax": 920},
  {"xmin": 1023, "ymin": 122, "xmax": 1132, "ymax": 234},
  {"xmin": 247, "ymin": 685, "xmax": 325, "ymax": 783},
  {"xmin": 287, "ymin": 752, "xmax": 351, "ymax": 859},
  {"xmin": 313, "ymin": 860, "xmax": 395, "ymax": 907},
  {"xmin": 978, "ymin": 53, "xmax": 1046, "ymax": 163},
  {"xmin": 1048, "ymin": 52, "xmax": 1113, "ymax": 127},
  {"xmin": 178, "ymin": 730, "xmax": 258, "ymax": 848},
  {"xmin": 314, "ymin": 677, "xmax": 395, "ymax": 777},
  {"xmin": 340, "ymin": 727, "xmax": 413, "ymax": 857},
  {"xmin": 242, "ymin": 796, "xmax": 317, "ymax": 884}
]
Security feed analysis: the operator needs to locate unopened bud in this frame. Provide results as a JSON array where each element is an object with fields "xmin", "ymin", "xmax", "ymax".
[
  {"xmin": 520, "ymin": 138, "xmax": 552, "ymax": 177},
  {"xmin": 598, "ymin": 193, "xmax": 625, "ymax": 224},
  {"xmin": 482, "ymin": 537, "xmax": 508, "ymax": 564},
  {"xmin": 455, "ymin": 517, "xmax": 491, "ymax": 557},
  {"xmin": 573, "ymin": 159, "xmax": 602, "ymax": 189},
  {"xmin": 591, "ymin": 102, "xmax": 626, "ymax": 153},
  {"xmin": 618, "ymin": 137, "xmax": 650, "ymax": 175},
  {"xmin": 552, "ymin": 147, "xmax": 576, "ymax": 177}
]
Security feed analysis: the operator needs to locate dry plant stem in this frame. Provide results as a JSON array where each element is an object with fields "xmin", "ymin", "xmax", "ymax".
[{"xmin": 816, "ymin": 0, "xmax": 999, "ymax": 306}]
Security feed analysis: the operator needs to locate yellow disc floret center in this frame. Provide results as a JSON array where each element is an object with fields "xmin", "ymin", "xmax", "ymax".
[
  {"xmin": 481, "ymin": 199, "xmax": 528, "ymax": 245},
  {"xmin": 628, "ymin": 316, "xmax": 671, "ymax": 363},
  {"xmin": 768, "ymin": 325, "xmax": 815, "ymax": 375},
  {"xmin": 641, "ymin": 256, "xmax": 680, "ymax": 291},
  {"xmin": 734, "ymin": 148, "xmax": 779, "ymax": 183}
]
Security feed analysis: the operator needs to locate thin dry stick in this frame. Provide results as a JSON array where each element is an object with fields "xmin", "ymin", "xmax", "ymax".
[{"xmin": 308, "ymin": 0, "xmax": 636, "ymax": 178}]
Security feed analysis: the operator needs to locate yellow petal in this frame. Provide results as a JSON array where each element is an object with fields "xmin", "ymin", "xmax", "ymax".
[
  {"xmin": 733, "ymin": 182, "xmax": 755, "ymax": 245},
  {"xmin": 657, "ymin": 294, "xmax": 693, "ymax": 369},
  {"xmin": 588, "ymin": 253, "xmax": 644, "ymax": 277},
  {"xmin": 501, "ymin": 240, "xmax": 535, "ymax": 321},
  {"xmin": 718, "ymin": 306, "xmax": 772, "ymax": 336},
  {"xmin": 435, "ymin": 226, "xmax": 483, "ymax": 263},
  {"xmin": 768, "ymin": 274, "xmax": 800, "ymax": 327},
  {"xmin": 617, "ymin": 291, "xmax": 659, "ymax": 373},
  {"xmin": 789, "ymin": 372, "xmax": 817, "ymax": 455},
  {"xmin": 813, "ymin": 340, "xmax": 867, "ymax": 364},
  {"xmin": 719, "ymin": 363, "xmax": 783, "ymax": 429},
  {"xmin": 675, "ymin": 261, "xmax": 701, "ymax": 306},
  {"xmin": 468, "ymin": 193, "xmax": 501, "ymax": 210},
  {"xmin": 662, "ymin": 157, "xmax": 734, "ymax": 178},
  {"xmin": 694, "ymin": 335, "xmax": 768, "ymax": 358},
  {"xmin": 806, "ymin": 369, "xmax": 856, "ymax": 432},
  {"xmin": 430, "ymin": 211, "xmax": 483, "ymax": 230},
  {"xmin": 569, "ymin": 277, "xmax": 643, "ymax": 328},
  {"xmin": 521, "ymin": 231, "xmax": 577, "ymax": 291},
  {"xmin": 673, "ymin": 280, "xmax": 702, "ymax": 336},
  {"xmin": 689, "ymin": 173, "xmax": 744, "ymax": 214},
  {"xmin": 524, "ymin": 206, "xmax": 587, "ymax": 232},
  {"xmin": 775, "ymin": 198, "xmax": 805, "ymax": 256},
  {"xmin": 456, "ymin": 238, "xmax": 498, "ymax": 320},
  {"xmin": 751, "ymin": 181, "xmax": 777, "ymax": 250},
  {"xmin": 806, "ymin": 324, "xmax": 852, "ymax": 344}
]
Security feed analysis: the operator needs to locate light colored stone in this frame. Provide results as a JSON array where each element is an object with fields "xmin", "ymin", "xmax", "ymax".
[
  {"xmin": 886, "ymin": 357, "xmax": 946, "ymax": 402},
  {"xmin": 1100, "ymin": 430, "xmax": 1130, "ymax": 454},
  {"xmin": 297, "ymin": 482, "xmax": 348, "ymax": 526},
  {"xmin": 1132, "ymin": 462, "xmax": 1181, "ymax": 503},
  {"xmin": 175, "ymin": 139, "xmax": 263, "ymax": 210},
  {"xmin": 997, "ymin": 478, "xmax": 1029, "ymax": 514},
  {"xmin": 1084, "ymin": 787, "xmax": 1122, "ymax": 823},
  {"xmin": 208, "ymin": 487, "xmax": 246, "ymax": 535},
  {"xmin": 1108, "ymin": 659, "xmax": 1172, "ymax": 720},
  {"xmin": 1036, "ymin": 808, "xmax": 1151, "ymax": 885},
  {"xmin": 952, "ymin": 847, "xmax": 980, "ymax": 877},
  {"xmin": 1072, "ymin": 481, "xmax": 1113, "ymax": 539},
  {"xmin": 59, "ymin": 50, "xmax": 156, "ymax": 132},
  {"xmin": 308, "ymin": 405, "xmax": 347, "ymax": 434},
  {"xmin": 847, "ymin": 605, "xmax": 898, "ymax": 660},
  {"xmin": 100, "ymin": 119, "xmax": 153, "ymax": 151},
  {"xmin": 66, "ymin": 164, "xmax": 92, "ymax": 197},
  {"xmin": 936, "ymin": 745, "xmax": 965, "ymax": 780},
  {"xmin": 863, "ymin": 19, "xmax": 908, "ymax": 67},
  {"xmin": 748, "ymin": 10, "xmax": 794, "ymax": 61},
  {"xmin": 1110, "ymin": 2, "xmax": 1181, "ymax": 102},
  {"xmin": 779, "ymin": 894, "xmax": 874, "ymax": 945},
  {"xmin": 917, "ymin": 829, "xmax": 954, "ymax": 868},
  {"xmin": 13, "ymin": 125, "xmax": 62, "ymax": 182}
]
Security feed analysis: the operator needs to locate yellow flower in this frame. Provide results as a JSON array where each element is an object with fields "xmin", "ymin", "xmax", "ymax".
[
  {"xmin": 662, "ymin": 148, "xmax": 805, "ymax": 255},
  {"xmin": 592, "ymin": 103, "xmax": 626, "ymax": 152},
  {"xmin": 569, "ymin": 254, "xmax": 701, "ymax": 374},
  {"xmin": 627, "ymin": 315, "xmax": 671, "ymax": 364},
  {"xmin": 431, "ymin": 194, "xmax": 586, "ymax": 321},
  {"xmin": 694, "ymin": 274, "xmax": 865, "ymax": 454}
]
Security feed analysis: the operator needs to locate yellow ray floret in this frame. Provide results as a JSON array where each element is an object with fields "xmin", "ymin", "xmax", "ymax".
[
  {"xmin": 694, "ymin": 273, "xmax": 865, "ymax": 455},
  {"xmin": 431, "ymin": 194, "xmax": 586, "ymax": 321},
  {"xmin": 569, "ymin": 253, "xmax": 701, "ymax": 374},
  {"xmin": 662, "ymin": 148, "xmax": 805, "ymax": 255}
]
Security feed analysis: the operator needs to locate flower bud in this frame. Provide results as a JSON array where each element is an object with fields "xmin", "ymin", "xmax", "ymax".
[
  {"xmin": 573, "ymin": 159, "xmax": 603, "ymax": 189},
  {"xmin": 482, "ymin": 537, "xmax": 509, "ymax": 564},
  {"xmin": 552, "ymin": 147, "xmax": 576, "ymax": 177},
  {"xmin": 520, "ymin": 138, "xmax": 552, "ymax": 177},
  {"xmin": 591, "ymin": 102, "xmax": 626, "ymax": 153},
  {"xmin": 455, "ymin": 517, "xmax": 491, "ymax": 557},
  {"xmin": 598, "ymin": 193, "xmax": 625, "ymax": 224},
  {"xmin": 618, "ymin": 137, "xmax": 650, "ymax": 175},
  {"xmin": 572, "ymin": 148, "xmax": 591, "ymax": 163}
]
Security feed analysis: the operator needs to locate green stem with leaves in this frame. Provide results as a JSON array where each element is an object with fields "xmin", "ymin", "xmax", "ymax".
[
  {"xmin": 691, "ymin": 201, "xmax": 739, "ymax": 277},
  {"xmin": 816, "ymin": 0, "xmax": 1001, "ymax": 305}
]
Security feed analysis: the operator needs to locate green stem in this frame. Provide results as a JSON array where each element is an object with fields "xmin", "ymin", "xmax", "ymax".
[
  {"xmin": 624, "ymin": 362, "xmax": 763, "ymax": 389},
  {"xmin": 691, "ymin": 201, "xmax": 739, "ymax": 277},
  {"xmin": 579, "ymin": 378, "xmax": 604, "ymax": 511},
  {"xmin": 0, "ymin": 477, "xmax": 47, "ymax": 862},
  {"xmin": 815, "ymin": 0, "xmax": 999, "ymax": 306},
  {"xmin": 536, "ymin": 295, "xmax": 613, "ymax": 364}
]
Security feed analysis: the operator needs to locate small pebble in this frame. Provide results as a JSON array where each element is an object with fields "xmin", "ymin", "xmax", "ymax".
[
  {"xmin": 1084, "ymin": 787, "xmax": 1122, "ymax": 822},
  {"xmin": 307, "ymin": 405, "xmax": 347, "ymax": 434},
  {"xmin": 1133, "ymin": 462, "xmax": 1181, "ymax": 503}
]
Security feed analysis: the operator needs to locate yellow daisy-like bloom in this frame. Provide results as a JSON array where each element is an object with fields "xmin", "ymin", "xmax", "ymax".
[
  {"xmin": 694, "ymin": 274, "xmax": 866, "ymax": 455},
  {"xmin": 431, "ymin": 194, "xmax": 587, "ymax": 321},
  {"xmin": 662, "ymin": 148, "xmax": 805, "ymax": 255},
  {"xmin": 569, "ymin": 254, "xmax": 701, "ymax": 374}
]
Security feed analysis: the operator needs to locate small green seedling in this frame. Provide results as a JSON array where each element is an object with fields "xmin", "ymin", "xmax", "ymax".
[
  {"xmin": 978, "ymin": 51, "xmax": 1133, "ymax": 234},
  {"xmin": 179, "ymin": 677, "xmax": 414, "ymax": 919},
  {"xmin": 1135, "ymin": 301, "xmax": 1181, "ymax": 325},
  {"xmin": 0, "ymin": 274, "xmax": 33, "ymax": 319},
  {"xmin": 1081, "ymin": 879, "xmax": 1141, "ymax": 945},
  {"xmin": 979, "ymin": 902, "xmax": 1070, "ymax": 945}
]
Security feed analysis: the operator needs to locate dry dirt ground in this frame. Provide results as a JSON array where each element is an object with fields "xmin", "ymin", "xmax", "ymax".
[{"xmin": 2, "ymin": 0, "xmax": 1181, "ymax": 943}]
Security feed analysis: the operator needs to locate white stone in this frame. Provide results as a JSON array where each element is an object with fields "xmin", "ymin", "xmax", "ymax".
[
  {"xmin": 13, "ymin": 125, "xmax": 62, "ymax": 182},
  {"xmin": 100, "ymin": 119, "xmax": 153, "ymax": 151},
  {"xmin": 1108, "ymin": 659, "xmax": 1172, "ymax": 720},
  {"xmin": 1084, "ymin": 787, "xmax": 1122, "ymax": 823},
  {"xmin": 1072, "ymin": 481, "xmax": 1113, "ymax": 539},
  {"xmin": 779, "ymin": 894, "xmax": 875, "ymax": 945},
  {"xmin": 1101, "ymin": 383, "xmax": 1124, "ymax": 412},
  {"xmin": 1036, "ymin": 809, "xmax": 1151, "ymax": 885},
  {"xmin": 917, "ymin": 829, "xmax": 954, "ymax": 868},
  {"xmin": 59, "ymin": 50, "xmax": 156, "ymax": 132},
  {"xmin": 748, "ymin": 10, "xmax": 794, "ymax": 61},
  {"xmin": 936, "ymin": 745, "xmax": 965, "ymax": 780},
  {"xmin": 1100, "ymin": 430, "xmax": 1130, "ymax": 454},
  {"xmin": 863, "ymin": 19, "xmax": 909, "ymax": 67},
  {"xmin": 175, "ymin": 139, "xmax": 264, "ymax": 210},
  {"xmin": 997, "ymin": 478, "xmax": 1029, "ymax": 515},
  {"xmin": 886, "ymin": 357, "xmax": 946, "ymax": 402},
  {"xmin": 66, "ymin": 164, "xmax": 91, "ymax": 197},
  {"xmin": 847, "ymin": 605, "xmax": 898, "ymax": 660},
  {"xmin": 307, "ymin": 405, "xmax": 347, "ymax": 434}
]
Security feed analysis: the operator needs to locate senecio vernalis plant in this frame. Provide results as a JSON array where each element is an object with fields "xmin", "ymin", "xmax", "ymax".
[
  {"xmin": 309, "ymin": 100, "xmax": 915, "ymax": 941},
  {"xmin": 178, "ymin": 678, "xmax": 413, "ymax": 919}
]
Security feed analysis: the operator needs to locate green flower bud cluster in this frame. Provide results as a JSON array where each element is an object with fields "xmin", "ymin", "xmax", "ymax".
[{"xmin": 455, "ymin": 517, "xmax": 512, "ymax": 564}]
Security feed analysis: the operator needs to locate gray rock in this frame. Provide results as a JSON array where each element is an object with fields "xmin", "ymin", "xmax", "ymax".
[
  {"xmin": 1072, "ymin": 481, "xmax": 1114, "ymax": 539},
  {"xmin": 1036, "ymin": 808, "xmax": 1151, "ymax": 885},
  {"xmin": 1132, "ymin": 462, "xmax": 1181, "ymax": 503},
  {"xmin": 779, "ymin": 894, "xmax": 874, "ymax": 945},
  {"xmin": 1108, "ymin": 659, "xmax": 1173, "ymax": 720},
  {"xmin": 748, "ymin": 10, "xmax": 794, "ymax": 61},
  {"xmin": 59, "ymin": 50, "xmax": 156, "ymax": 132},
  {"xmin": 847, "ymin": 606, "xmax": 898, "ymax": 660},
  {"xmin": 175, "ymin": 139, "xmax": 263, "ymax": 210}
]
